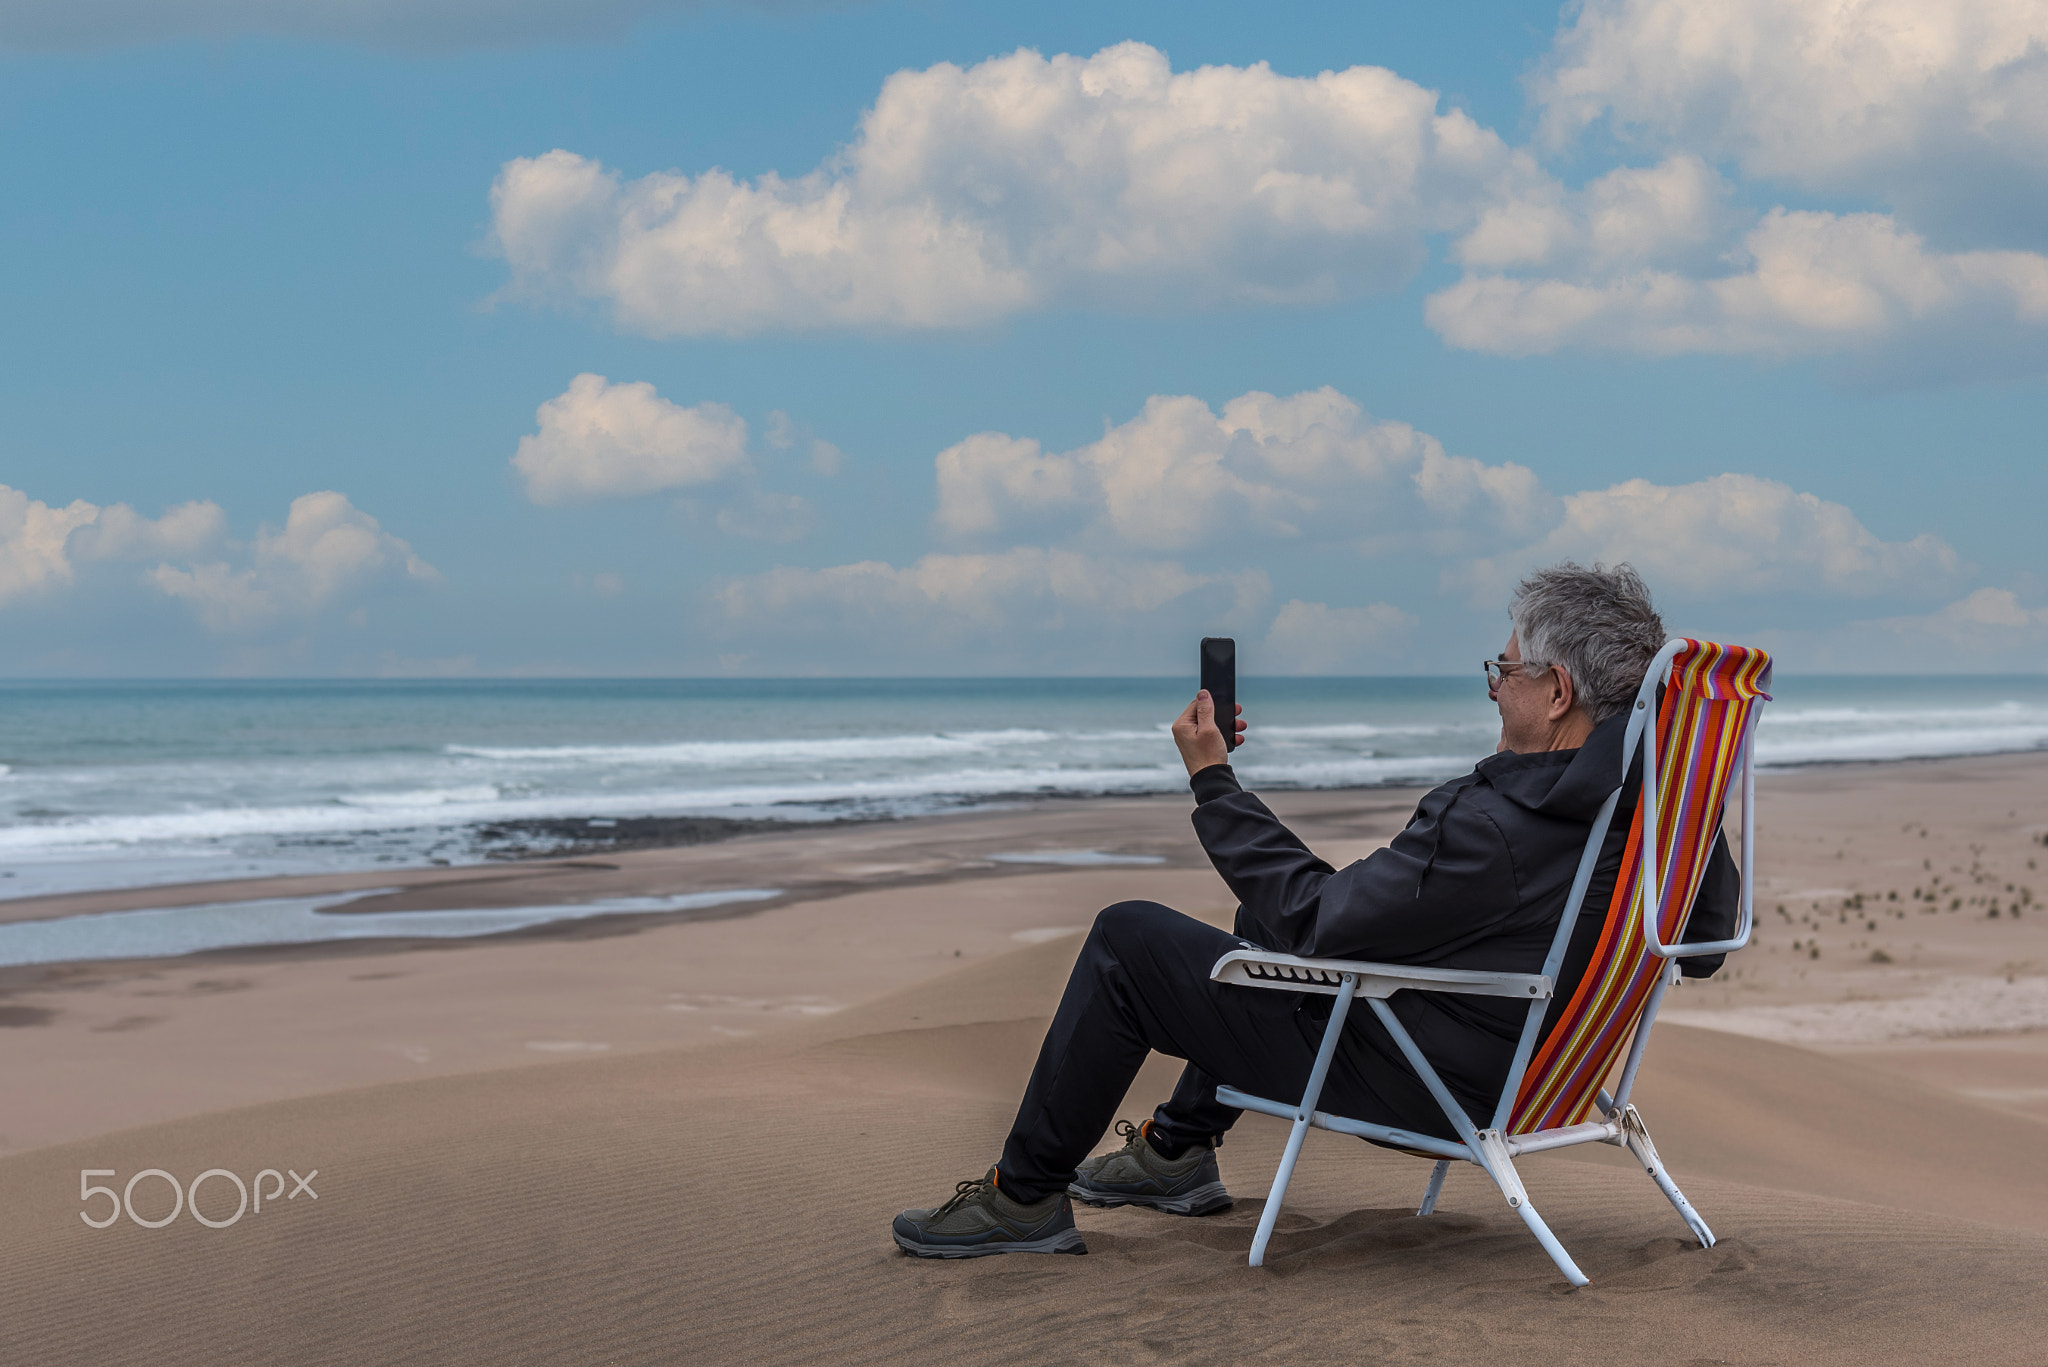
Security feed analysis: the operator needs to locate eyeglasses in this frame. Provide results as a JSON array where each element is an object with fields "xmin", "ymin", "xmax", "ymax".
[{"xmin": 1483, "ymin": 657, "xmax": 1551, "ymax": 687}]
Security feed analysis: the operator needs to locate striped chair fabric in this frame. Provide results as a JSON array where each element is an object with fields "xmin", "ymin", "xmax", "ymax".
[{"xmin": 1507, "ymin": 639, "xmax": 1773, "ymax": 1135}]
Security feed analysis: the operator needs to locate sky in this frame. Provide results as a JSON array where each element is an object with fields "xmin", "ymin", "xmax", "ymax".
[{"xmin": 1, "ymin": 0, "xmax": 2044, "ymax": 676}]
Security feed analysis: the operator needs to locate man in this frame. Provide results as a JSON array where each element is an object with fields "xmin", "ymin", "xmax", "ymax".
[{"xmin": 892, "ymin": 563, "xmax": 1737, "ymax": 1258}]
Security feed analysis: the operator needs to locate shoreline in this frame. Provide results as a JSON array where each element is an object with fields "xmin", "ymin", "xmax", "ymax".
[
  {"xmin": 4, "ymin": 718, "xmax": 2040, "ymax": 889},
  {"xmin": 0, "ymin": 783, "xmax": 1419, "ymax": 932},
  {"xmin": 3, "ymin": 746, "xmax": 2044, "ymax": 947}
]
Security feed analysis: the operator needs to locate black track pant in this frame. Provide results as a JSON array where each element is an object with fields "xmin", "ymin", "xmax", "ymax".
[{"xmin": 996, "ymin": 900, "xmax": 1456, "ymax": 1202}]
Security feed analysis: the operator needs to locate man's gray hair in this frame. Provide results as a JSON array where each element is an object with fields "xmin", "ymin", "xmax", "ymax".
[{"xmin": 1509, "ymin": 563, "xmax": 1666, "ymax": 723}]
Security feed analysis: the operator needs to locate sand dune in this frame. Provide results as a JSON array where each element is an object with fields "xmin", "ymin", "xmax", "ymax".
[{"xmin": 7, "ymin": 930, "xmax": 2047, "ymax": 1367}]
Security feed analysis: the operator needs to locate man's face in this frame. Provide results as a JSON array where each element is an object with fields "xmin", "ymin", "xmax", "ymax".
[{"xmin": 1491, "ymin": 632, "xmax": 1550, "ymax": 754}]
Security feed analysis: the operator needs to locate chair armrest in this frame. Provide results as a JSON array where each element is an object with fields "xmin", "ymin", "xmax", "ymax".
[{"xmin": 1210, "ymin": 949, "xmax": 1550, "ymax": 1001}]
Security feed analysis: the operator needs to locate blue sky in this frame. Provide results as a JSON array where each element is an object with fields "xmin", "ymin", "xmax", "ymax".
[{"xmin": 2, "ymin": 0, "xmax": 2044, "ymax": 675}]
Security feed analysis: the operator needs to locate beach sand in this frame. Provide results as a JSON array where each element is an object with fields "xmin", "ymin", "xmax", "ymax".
[{"xmin": 2, "ymin": 752, "xmax": 2045, "ymax": 1364}]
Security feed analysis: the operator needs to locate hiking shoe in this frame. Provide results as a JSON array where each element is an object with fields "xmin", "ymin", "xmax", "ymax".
[
  {"xmin": 892, "ymin": 1168, "xmax": 1087, "ymax": 1258},
  {"xmin": 1068, "ymin": 1119, "xmax": 1232, "ymax": 1216}
]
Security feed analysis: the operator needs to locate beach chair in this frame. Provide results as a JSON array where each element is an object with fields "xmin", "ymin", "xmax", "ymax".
[{"xmin": 1211, "ymin": 638, "xmax": 1771, "ymax": 1285}]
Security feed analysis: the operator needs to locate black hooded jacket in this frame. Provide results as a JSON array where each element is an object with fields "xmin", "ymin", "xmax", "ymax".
[{"xmin": 1189, "ymin": 708, "xmax": 1738, "ymax": 1120}]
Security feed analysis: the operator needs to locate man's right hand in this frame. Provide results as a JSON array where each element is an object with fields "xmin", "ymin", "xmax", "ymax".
[{"xmin": 1172, "ymin": 690, "xmax": 1246, "ymax": 777}]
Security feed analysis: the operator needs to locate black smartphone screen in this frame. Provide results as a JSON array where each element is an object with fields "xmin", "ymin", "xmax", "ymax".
[{"xmin": 1200, "ymin": 637, "xmax": 1238, "ymax": 752}]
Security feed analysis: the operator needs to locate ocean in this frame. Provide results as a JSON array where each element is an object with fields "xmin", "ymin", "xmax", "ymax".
[{"xmin": 4, "ymin": 675, "xmax": 2046, "ymax": 911}]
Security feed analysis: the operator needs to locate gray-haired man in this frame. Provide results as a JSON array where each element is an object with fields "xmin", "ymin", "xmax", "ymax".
[{"xmin": 893, "ymin": 563, "xmax": 1737, "ymax": 1258}]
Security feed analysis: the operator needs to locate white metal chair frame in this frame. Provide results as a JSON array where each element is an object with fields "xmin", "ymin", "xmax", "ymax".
[{"xmin": 1210, "ymin": 640, "xmax": 1761, "ymax": 1285}]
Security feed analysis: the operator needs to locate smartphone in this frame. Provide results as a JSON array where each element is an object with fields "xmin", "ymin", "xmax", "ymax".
[{"xmin": 1200, "ymin": 637, "xmax": 1238, "ymax": 752}]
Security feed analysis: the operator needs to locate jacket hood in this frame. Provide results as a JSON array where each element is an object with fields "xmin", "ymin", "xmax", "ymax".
[{"xmin": 1471, "ymin": 709, "xmax": 1630, "ymax": 821}]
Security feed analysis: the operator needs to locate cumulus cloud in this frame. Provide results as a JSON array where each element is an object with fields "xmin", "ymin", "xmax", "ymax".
[
  {"xmin": 255, "ymin": 490, "xmax": 436, "ymax": 598},
  {"xmin": 1901, "ymin": 587, "xmax": 2048, "ymax": 635},
  {"xmin": 1454, "ymin": 154, "xmax": 1740, "ymax": 277},
  {"xmin": 1868, "ymin": 588, "xmax": 2048, "ymax": 666},
  {"xmin": 148, "ymin": 491, "xmax": 437, "ymax": 632},
  {"xmin": 1534, "ymin": 0, "xmax": 2048, "ymax": 242},
  {"xmin": 513, "ymin": 373, "xmax": 751, "ymax": 504},
  {"xmin": 1452, "ymin": 473, "xmax": 1961, "ymax": 603},
  {"xmin": 71, "ymin": 499, "xmax": 226, "ymax": 562},
  {"xmin": 688, "ymin": 377, "xmax": 1999, "ymax": 671},
  {"xmin": 0, "ymin": 0, "xmax": 762, "ymax": 52},
  {"xmin": 512, "ymin": 374, "xmax": 824, "ymax": 538},
  {"xmin": 0, "ymin": 486, "xmax": 99, "ymax": 605},
  {"xmin": 708, "ymin": 384, "xmax": 1974, "ymax": 669},
  {"xmin": 1439, "ymin": 2, "xmax": 2048, "ymax": 369},
  {"xmin": 2, "ymin": 483, "xmax": 433, "ymax": 636},
  {"xmin": 1787, "ymin": 587, "xmax": 2048, "ymax": 670},
  {"xmin": 490, "ymin": 42, "xmax": 1531, "ymax": 336},
  {"xmin": 718, "ymin": 548, "xmax": 1260, "ymax": 630},
  {"xmin": 933, "ymin": 387, "xmax": 1555, "ymax": 554},
  {"xmin": 146, "ymin": 562, "xmax": 276, "ymax": 632},
  {"xmin": 711, "ymin": 547, "xmax": 1269, "ymax": 670},
  {"xmin": 1261, "ymin": 599, "xmax": 1417, "ymax": 673},
  {"xmin": 0, "ymin": 485, "xmax": 225, "ymax": 606},
  {"xmin": 482, "ymin": 31, "xmax": 2048, "ymax": 372},
  {"xmin": 1430, "ymin": 205, "xmax": 2048, "ymax": 363}
]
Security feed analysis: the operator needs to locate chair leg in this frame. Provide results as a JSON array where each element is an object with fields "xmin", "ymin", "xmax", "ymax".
[
  {"xmin": 1246, "ymin": 975, "xmax": 1359, "ymax": 1269},
  {"xmin": 1248, "ymin": 1112, "xmax": 1310, "ymax": 1268},
  {"xmin": 1416, "ymin": 1160, "xmax": 1450, "ymax": 1216},
  {"xmin": 1471, "ymin": 1128, "xmax": 1588, "ymax": 1286},
  {"xmin": 1364, "ymin": 998, "xmax": 1592, "ymax": 1286},
  {"xmin": 1618, "ymin": 1105, "xmax": 1715, "ymax": 1248},
  {"xmin": 1512, "ymin": 1198, "xmax": 1590, "ymax": 1287}
]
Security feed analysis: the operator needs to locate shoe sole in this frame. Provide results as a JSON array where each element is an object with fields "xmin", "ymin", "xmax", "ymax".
[
  {"xmin": 1066, "ymin": 1180, "xmax": 1233, "ymax": 1217},
  {"xmin": 892, "ymin": 1227, "xmax": 1088, "ymax": 1258}
]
